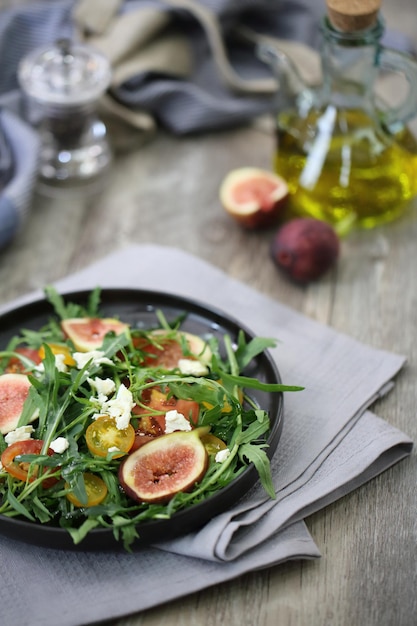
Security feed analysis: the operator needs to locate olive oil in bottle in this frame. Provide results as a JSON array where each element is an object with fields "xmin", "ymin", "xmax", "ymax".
[{"xmin": 275, "ymin": 108, "xmax": 417, "ymax": 231}]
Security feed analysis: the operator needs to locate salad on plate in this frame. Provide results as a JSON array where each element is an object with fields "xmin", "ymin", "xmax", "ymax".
[{"xmin": 0, "ymin": 287, "xmax": 302, "ymax": 550}]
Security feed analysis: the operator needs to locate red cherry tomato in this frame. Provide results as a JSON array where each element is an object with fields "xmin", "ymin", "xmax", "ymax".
[
  {"xmin": 5, "ymin": 347, "xmax": 42, "ymax": 374},
  {"xmin": 131, "ymin": 388, "xmax": 200, "ymax": 451},
  {"xmin": 1, "ymin": 439, "xmax": 58, "ymax": 488},
  {"xmin": 133, "ymin": 388, "xmax": 199, "ymax": 425},
  {"xmin": 133, "ymin": 336, "xmax": 186, "ymax": 369}
]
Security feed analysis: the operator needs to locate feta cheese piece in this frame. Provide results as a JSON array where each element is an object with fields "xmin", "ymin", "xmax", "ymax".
[
  {"xmin": 88, "ymin": 376, "xmax": 116, "ymax": 398},
  {"xmin": 50, "ymin": 437, "xmax": 70, "ymax": 454},
  {"xmin": 108, "ymin": 446, "xmax": 120, "ymax": 453},
  {"xmin": 34, "ymin": 353, "xmax": 68, "ymax": 374},
  {"xmin": 73, "ymin": 350, "xmax": 113, "ymax": 370},
  {"xmin": 54, "ymin": 353, "xmax": 68, "ymax": 373},
  {"xmin": 164, "ymin": 409, "xmax": 192, "ymax": 434},
  {"xmin": 215, "ymin": 448, "xmax": 231, "ymax": 463},
  {"xmin": 104, "ymin": 384, "xmax": 135, "ymax": 430},
  {"xmin": 178, "ymin": 358, "xmax": 208, "ymax": 377},
  {"xmin": 5, "ymin": 425, "xmax": 35, "ymax": 446}
]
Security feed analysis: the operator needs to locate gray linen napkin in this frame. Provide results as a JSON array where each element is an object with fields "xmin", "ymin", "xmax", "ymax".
[{"xmin": 0, "ymin": 244, "xmax": 412, "ymax": 626}]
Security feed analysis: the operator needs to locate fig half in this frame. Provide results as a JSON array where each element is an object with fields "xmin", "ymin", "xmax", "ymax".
[
  {"xmin": 0, "ymin": 373, "xmax": 34, "ymax": 434},
  {"xmin": 220, "ymin": 167, "xmax": 289, "ymax": 229},
  {"xmin": 119, "ymin": 429, "xmax": 209, "ymax": 504},
  {"xmin": 61, "ymin": 317, "xmax": 129, "ymax": 352}
]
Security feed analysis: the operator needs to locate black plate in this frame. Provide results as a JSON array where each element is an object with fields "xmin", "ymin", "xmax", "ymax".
[{"xmin": 0, "ymin": 289, "xmax": 283, "ymax": 551}]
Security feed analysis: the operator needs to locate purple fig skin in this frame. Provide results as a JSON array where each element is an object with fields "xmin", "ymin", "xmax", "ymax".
[{"xmin": 271, "ymin": 218, "xmax": 340, "ymax": 284}]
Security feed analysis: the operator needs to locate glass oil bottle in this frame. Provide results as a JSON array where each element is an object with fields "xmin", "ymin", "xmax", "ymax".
[{"xmin": 260, "ymin": 0, "xmax": 417, "ymax": 233}]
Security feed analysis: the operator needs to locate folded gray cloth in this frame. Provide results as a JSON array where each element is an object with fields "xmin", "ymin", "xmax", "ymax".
[
  {"xmin": 0, "ymin": 0, "xmax": 324, "ymax": 246},
  {"xmin": 0, "ymin": 244, "xmax": 412, "ymax": 626},
  {"xmin": 0, "ymin": 0, "xmax": 324, "ymax": 137}
]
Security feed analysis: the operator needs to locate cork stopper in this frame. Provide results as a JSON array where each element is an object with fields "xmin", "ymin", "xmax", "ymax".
[{"xmin": 326, "ymin": 0, "xmax": 381, "ymax": 31}]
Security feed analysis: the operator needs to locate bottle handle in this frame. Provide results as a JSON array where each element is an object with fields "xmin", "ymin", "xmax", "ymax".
[{"xmin": 378, "ymin": 47, "xmax": 417, "ymax": 132}]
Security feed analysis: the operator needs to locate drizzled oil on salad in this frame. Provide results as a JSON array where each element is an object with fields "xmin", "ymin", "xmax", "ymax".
[{"xmin": 0, "ymin": 287, "xmax": 302, "ymax": 549}]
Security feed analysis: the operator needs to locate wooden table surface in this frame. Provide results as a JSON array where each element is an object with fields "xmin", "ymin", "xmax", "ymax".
[{"xmin": 0, "ymin": 119, "xmax": 416, "ymax": 626}]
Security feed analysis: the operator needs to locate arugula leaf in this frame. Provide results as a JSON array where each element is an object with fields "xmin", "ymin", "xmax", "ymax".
[
  {"xmin": 238, "ymin": 443, "xmax": 276, "ymax": 499},
  {"xmin": 66, "ymin": 518, "xmax": 100, "ymax": 544},
  {"xmin": 44, "ymin": 285, "xmax": 101, "ymax": 320},
  {"xmin": 6, "ymin": 489, "xmax": 36, "ymax": 521},
  {"xmin": 235, "ymin": 332, "xmax": 278, "ymax": 371},
  {"xmin": 219, "ymin": 370, "xmax": 304, "ymax": 393}
]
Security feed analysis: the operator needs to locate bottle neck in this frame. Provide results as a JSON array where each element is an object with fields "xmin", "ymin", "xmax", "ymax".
[{"xmin": 319, "ymin": 15, "xmax": 385, "ymax": 108}]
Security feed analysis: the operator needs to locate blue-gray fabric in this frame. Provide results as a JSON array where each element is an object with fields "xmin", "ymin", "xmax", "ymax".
[{"xmin": 0, "ymin": 109, "xmax": 39, "ymax": 250}]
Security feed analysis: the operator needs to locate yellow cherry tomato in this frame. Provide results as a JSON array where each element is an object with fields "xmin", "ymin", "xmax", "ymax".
[
  {"xmin": 38, "ymin": 343, "xmax": 75, "ymax": 366},
  {"xmin": 200, "ymin": 433, "xmax": 227, "ymax": 456},
  {"xmin": 65, "ymin": 472, "xmax": 108, "ymax": 507},
  {"xmin": 85, "ymin": 416, "xmax": 135, "ymax": 458},
  {"xmin": 202, "ymin": 379, "xmax": 243, "ymax": 414}
]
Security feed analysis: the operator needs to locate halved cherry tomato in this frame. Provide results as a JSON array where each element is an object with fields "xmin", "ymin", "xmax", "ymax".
[
  {"xmin": 131, "ymin": 387, "xmax": 200, "ymax": 451},
  {"xmin": 133, "ymin": 336, "xmax": 187, "ymax": 369},
  {"xmin": 85, "ymin": 416, "xmax": 135, "ymax": 458},
  {"xmin": 202, "ymin": 378, "xmax": 243, "ymax": 413},
  {"xmin": 130, "ymin": 432, "xmax": 158, "ymax": 451},
  {"xmin": 38, "ymin": 343, "xmax": 75, "ymax": 366},
  {"xmin": 5, "ymin": 347, "xmax": 42, "ymax": 374},
  {"xmin": 133, "ymin": 388, "xmax": 199, "ymax": 426},
  {"xmin": 200, "ymin": 433, "xmax": 227, "ymax": 456},
  {"xmin": 1, "ymin": 439, "xmax": 58, "ymax": 488},
  {"xmin": 65, "ymin": 472, "xmax": 108, "ymax": 507}
]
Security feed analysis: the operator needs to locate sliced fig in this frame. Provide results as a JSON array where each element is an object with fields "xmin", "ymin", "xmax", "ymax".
[
  {"xmin": 220, "ymin": 167, "xmax": 289, "ymax": 229},
  {"xmin": 0, "ymin": 373, "xmax": 34, "ymax": 435},
  {"xmin": 119, "ymin": 429, "xmax": 209, "ymax": 504},
  {"xmin": 61, "ymin": 317, "xmax": 129, "ymax": 352}
]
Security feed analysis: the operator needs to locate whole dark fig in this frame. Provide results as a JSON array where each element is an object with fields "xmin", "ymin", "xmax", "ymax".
[{"xmin": 271, "ymin": 218, "xmax": 340, "ymax": 284}]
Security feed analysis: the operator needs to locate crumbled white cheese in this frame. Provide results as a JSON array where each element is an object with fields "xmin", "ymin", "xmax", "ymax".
[
  {"xmin": 215, "ymin": 448, "xmax": 231, "ymax": 463},
  {"xmin": 49, "ymin": 437, "xmax": 70, "ymax": 454},
  {"xmin": 88, "ymin": 376, "xmax": 116, "ymax": 398},
  {"xmin": 5, "ymin": 425, "xmax": 35, "ymax": 446},
  {"xmin": 35, "ymin": 354, "xmax": 68, "ymax": 373},
  {"xmin": 108, "ymin": 446, "xmax": 120, "ymax": 453},
  {"xmin": 178, "ymin": 358, "xmax": 209, "ymax": 376},
  {"xmin": 94, "ymin": 383, "xmax": 135, "ymax": 430},
  {"xmin": 164, "ymin": 410, "xmax": 192, "ymax": 434},
  {"xmin": 54, "ymin": 353, "xmax": 68, "ymax": 373},
  {"xmin": 73, "ymin": 351, "xmax": 113, "ymax": 370}
]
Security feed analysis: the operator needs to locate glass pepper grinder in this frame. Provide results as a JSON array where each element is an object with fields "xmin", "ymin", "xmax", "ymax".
[
  {"xmin": 18, "ymin": 38, "xmax": 112, "ymax": 196},
  {"xmin": 259, "ymin": 0, "xmax": 417, "ymax": 233}
]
